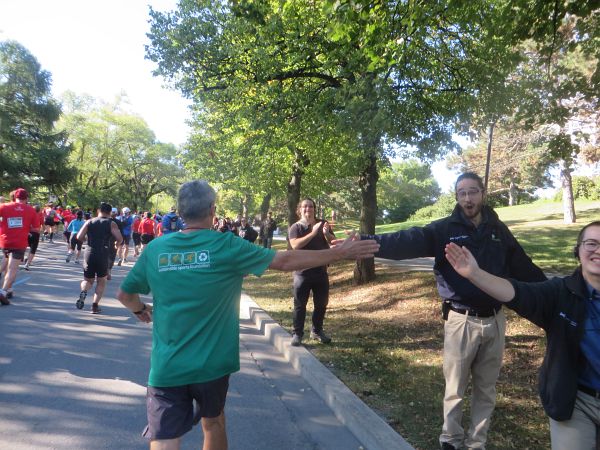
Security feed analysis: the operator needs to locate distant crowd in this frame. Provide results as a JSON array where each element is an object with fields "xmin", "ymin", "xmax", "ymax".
[
  {"xmin": 0, "ymin": 190, "xmax": 282, "ymax": 279},
  {"xmin": 0, "ymin": 189, "xmax": 282, "ymax": 315}
]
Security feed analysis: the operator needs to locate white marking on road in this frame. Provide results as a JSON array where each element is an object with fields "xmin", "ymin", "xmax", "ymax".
[{"xmin": 13, "ymin": 276, "xmax": 31, "ymax": 286}]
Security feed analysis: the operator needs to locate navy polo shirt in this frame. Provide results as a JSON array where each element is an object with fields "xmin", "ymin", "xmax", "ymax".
[{"xmin": 578, "ymin": 283, "xmax": 600, "ymax": 391}]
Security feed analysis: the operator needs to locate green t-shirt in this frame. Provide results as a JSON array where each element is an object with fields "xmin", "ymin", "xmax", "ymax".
[{"xmin": 120, "ymin": 229, "xmax": 276, "ymax": 387}]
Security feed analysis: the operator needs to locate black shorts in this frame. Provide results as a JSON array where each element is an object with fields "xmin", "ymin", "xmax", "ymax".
[
  {"xmin": 132, "ymin": 232, "xmax": 141, "ymax": 246},
  {"xmin": 1, "ymin": 248, "xmax": 26, "ymax": 261},
  {"xmin": 44, "ymin": 217, "xmax": 55, "ymax": 226},
  {"xmin": 122, "ymin": 234, "xmax": 131, "ymax": 246},
  {"xmin": 28, "ymin": 232, "xmax": 40, "ymax": 254},
  {"xmin": 70, "ymin": 235, "xmax": 82, "ymax": 251},
  {"xmin": 143, "ymin": 375, "xmax": 230, "ymax": 440},
  {"xmin": 141, "ymin": 234, "xmax": 154, "ymax": 245},
  {"xmin": 83, "ymin": 252, "xmax": 109, "ymax": 279},
  {"xmin": 63, "ymin": 231, "xmax": 71, "ymax": 241}
]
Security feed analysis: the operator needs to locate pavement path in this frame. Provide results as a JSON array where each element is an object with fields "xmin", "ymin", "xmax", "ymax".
[{"xmin": 0, "ymin": 240, "xmax": 412, "ymax": 450}]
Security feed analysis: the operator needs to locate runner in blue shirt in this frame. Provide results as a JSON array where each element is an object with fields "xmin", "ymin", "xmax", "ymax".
[
  {"xmin": 66, "ymin": 211, "xmax": 86, "ymax": 263},
  {"xmin": 117, "ymin": 207, "xmax": 134, "ymax": 265}
]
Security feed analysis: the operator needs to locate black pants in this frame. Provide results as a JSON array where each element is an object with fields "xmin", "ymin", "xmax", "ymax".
[{"xmin": 292, "ymin": 271, "xmax": 329, "ymax": 336}]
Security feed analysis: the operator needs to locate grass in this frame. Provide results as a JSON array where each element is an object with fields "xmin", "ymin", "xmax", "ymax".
[{"xmin": 243, "ymin": 199, "xmax": 600, "ymax": 450}]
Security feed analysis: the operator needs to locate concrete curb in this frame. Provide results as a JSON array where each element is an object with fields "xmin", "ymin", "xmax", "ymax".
[{"xmin": 241, "ymin": 294, "xmax": 415, "ymax": 450}]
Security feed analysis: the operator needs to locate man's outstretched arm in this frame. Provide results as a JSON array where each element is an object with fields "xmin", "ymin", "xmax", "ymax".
[{"xmin": 270, "ymin": 232, "xmax": 379, "ymax": 272}]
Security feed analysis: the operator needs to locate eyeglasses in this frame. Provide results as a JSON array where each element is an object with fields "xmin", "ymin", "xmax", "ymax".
[
  {"xmin": 456, "ymin": 188, "xmax": 483, "ymax": 199},
  {"xmin": 582, "ymin": 240, "xmax": 600, "ymax": 252}
]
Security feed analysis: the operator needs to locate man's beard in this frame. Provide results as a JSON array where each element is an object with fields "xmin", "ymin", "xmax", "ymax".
[{"xmin": 461, "ymin": 203, "xmax": 482, "ymax": 219}]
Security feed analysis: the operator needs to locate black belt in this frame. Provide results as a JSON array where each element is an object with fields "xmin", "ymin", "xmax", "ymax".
[
  {"xmin": 578, "ymin": 384, "xmax": 600, "ymax": 399},
  {"xmin": 449, "ymin": 304, "xmax": 496, "ymax": 318}
]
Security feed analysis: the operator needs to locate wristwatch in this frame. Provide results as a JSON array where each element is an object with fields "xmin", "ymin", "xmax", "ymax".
[{"xmin": 133, "ymin": 303, "xmax": 147, "ymax": 315}]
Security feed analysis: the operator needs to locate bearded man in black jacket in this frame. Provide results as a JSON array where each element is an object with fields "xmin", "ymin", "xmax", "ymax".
[{"xmin": 362, "ymin": 172, "xmax": 547, "ymax": 450}]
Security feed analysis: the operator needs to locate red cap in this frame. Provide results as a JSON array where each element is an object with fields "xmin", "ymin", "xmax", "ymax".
[{"xmin": 14, "ymin": 188, "xmax": 28, "ymax": 200}]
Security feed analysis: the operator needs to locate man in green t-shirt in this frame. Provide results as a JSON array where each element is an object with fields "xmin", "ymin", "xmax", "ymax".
[{"xmin": 117, "ymin": 180, "xmax": 379, "ymax": 450}]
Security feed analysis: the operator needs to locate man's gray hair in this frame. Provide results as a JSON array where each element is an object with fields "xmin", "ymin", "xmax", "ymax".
[{"xmin": 177, "ymin": 180, "xmax": 216, "ymax": 222}]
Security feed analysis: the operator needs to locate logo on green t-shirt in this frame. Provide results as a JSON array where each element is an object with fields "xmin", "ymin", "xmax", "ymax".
[{"xmin": 158, "ymin": 250, "xmax": 210, "ymax": 272}]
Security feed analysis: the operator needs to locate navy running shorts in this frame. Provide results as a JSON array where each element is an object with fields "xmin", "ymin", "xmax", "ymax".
[{"xmin": 142, "ymin": 375, "xmax": 230, "ymax": 440}]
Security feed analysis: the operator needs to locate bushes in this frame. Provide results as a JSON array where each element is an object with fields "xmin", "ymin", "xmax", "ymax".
[
  {"xmin": 554, "ymin": 176, "xmax": 600, "ymax": 201},
  {"xmin": 572, "ymin": 176, "xmax": 600, "ymax": 200},
  {"xmin": 408, "ymin": 192, "xmax": 456, "ymax": 220}
]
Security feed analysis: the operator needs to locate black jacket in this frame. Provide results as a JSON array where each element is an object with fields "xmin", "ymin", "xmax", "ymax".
[
  {"xmin": 364, "ymin": 204, "xmax": 547, "ymax": 311},
  {"xmin": 508, "ymin": 268, "xmax": 589, "ymax": 421}
]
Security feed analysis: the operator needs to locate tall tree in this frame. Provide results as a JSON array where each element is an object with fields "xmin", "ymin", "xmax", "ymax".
[
  {"xmin": 506, "ymin": 2, "xmax": 600, "ymax": 222},
  {"xmin": 448, "ymin": 121, "xmax": 554, "ymax": 205},
  {"xmin": 59, "ymin": 94, "xmax": 184, "ymax": 209},
  {"xmin": 0, "ymin": 40, "xmax": 74, "ymax": 194},
  {"xmin": 147, "ymin": 0, "xmax": 518, "ymax": 283}
]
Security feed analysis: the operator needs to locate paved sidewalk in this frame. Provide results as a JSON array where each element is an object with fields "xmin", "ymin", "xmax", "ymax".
[{"xmin": 0, "ymin": 241, "xmax": 412, "ymax": 450}]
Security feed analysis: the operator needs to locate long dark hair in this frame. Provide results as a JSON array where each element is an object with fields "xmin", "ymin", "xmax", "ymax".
[{"xmin": 454, "ymin": 172, "xmax": 485, "ymax": 192}]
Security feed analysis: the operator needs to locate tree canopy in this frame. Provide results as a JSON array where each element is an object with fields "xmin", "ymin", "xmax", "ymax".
[
  {"xmin": 59, "ymin": 93, "xmax": 184, "ymax": 210},
  {"xmin": 0, "ymin": 40, "xmax": 74, "ymax": 194},
  {"xmin": 146, "ymin": 0, "xmax": 522, "ymax": 282}
]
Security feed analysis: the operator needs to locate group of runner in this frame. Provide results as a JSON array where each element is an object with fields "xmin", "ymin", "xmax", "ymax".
[{"xmin": 0, "ymin": 189, "xmax": 185, "ymax": 309}]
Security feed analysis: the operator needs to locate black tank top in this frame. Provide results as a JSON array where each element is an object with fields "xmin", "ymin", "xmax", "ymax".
[{"xmin": 86, "ymin": 217, "xmax": 112, "ymax": 254}]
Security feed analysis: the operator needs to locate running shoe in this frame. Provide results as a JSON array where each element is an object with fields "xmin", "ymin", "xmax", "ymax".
[
  {"xmin": 91, "ymin": 303, "xmax": 101, "ymax": 314},
  {"xmin": 310, "ymin": 330, "xmax": 332, "ymax": 344},
  {"xmin": 6, "ymin": 289, "xmax": 13, "ymax": 299},
  {"xmin": 23, "ymin": 264, "xmax": 30, "ymax": 271},
  {"xmin": 291, "ymin": 333, "xmax": 302, "ymax": 347},
  {"xmin": 117, "ymin": 258, "xmax": 122, "ymax": 266},
  {"xmin": 0, "ymin": 289, "xmax": 9, "ymax": 306},
  {"xmin": 66, "ymin": 253, "xmax": 72, "ymax": 263},
  {"xmin": 76, "ymin": 291, "xmax": 86, "ymax": 310}
]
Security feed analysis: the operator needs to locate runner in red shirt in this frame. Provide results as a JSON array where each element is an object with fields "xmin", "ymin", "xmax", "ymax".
[
  {"xmin": 43, "ymin": 203, "xmax": 59, "ymax": 243},
  {"xmin": 155, "ymin": 215, "xmax": 163, "ymax": 237},
  {"xmin": 132, "ymin": 213, "xmax": 142, "ymax": 257},
  {"xmin": 23, "ymin": 204, "xmax": 44, "ymax": 270},
  {"xmin": 139, "ymin": 212, "xmax": 157, "ymax": 251},
  {"xmin": 0, "ymin": 188, "xmax": 40, "ymax": 303},
  {"xmin": 61, "ymin": 207, "xmax": 75, "ymax": 250}
]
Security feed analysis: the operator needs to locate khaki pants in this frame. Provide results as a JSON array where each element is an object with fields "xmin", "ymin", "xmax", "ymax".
[
  {"xmin": 550, "ymin": 390, "xmax": 600, "ymax": 450},
  {"xmin": 440, "ymin": 309, "xmax": 506, "ymax": 449}
]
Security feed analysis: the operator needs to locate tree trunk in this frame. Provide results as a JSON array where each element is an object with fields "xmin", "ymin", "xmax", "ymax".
[
  {"xmin": 259, "ymin": 193, "xmax": 271, "ymax": 221},
  {"xmin": 287, "ymin": 171, "xmax": 301, "ymax": 227},
  {"xmin": 560, "ymin": 158, "xmax": 576, "ymax": 224},
  {"xmin": 286, "ymin": 147, "xmax": 309, "ymax": 228},
  {"xmin": 241, "ymin": 193, "xmax": 249, "ymax": 219},
  {"xmin": 484, "ymin": 120, "xmax": 496, "ymax": 191},
  {"xmin": 354, "ymin": 152, "xmax": 378, "ymax": 284},
  {"xmin": 508, "ymin": 178, "xmax": 518, "ymax": 206}
]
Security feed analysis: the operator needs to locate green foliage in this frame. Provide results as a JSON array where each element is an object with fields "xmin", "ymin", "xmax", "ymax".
[
  {"xmin": 58, "ymin": 94, "xmax": 184, "ymax": 210},
  {"xmin": 408, "ymin": 192, "xmax": 456, "ymax": 221},
  {"xmin": 0, "ymin": 40, "xmax": 74, "ymax": 195},
  {"xmin": 145, "ymin": 0, "xmax": 522, "ymax": 229},
  {"xmin": 377, "ymin": 160, "xmax": 440, "ymax": 223},
  {"xmin": 570, "ymin": 175, "xmax": 600, "ymax": 200},
  {"xmin": 448, "ymin": 120, "xmax": 554, "ymax": 201}
]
